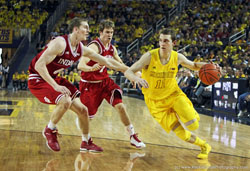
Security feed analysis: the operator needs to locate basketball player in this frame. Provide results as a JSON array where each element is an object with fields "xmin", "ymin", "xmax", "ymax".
[
  {"xmin": 28, "ymin": 18, "xmax": 129, "ymax": 152},
  {"xmin": 125, "ymin": 28, "xmax": 221, "ymax": 159},
  {"xmin": 77, "ymin": 20, "xmax": 145, "ymax": 149}
]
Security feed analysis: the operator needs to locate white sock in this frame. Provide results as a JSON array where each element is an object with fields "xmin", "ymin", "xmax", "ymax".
[
  {"xmin": 48, "ymin": 120, "xmax": 56, "ymax": 130},
  {"xmin": 82, "ymin": 133, "xmax": 90, "ymax": 142},
  {"xmin": 126, "ymin": 124, "xmax": 135, "ymax": 136}
]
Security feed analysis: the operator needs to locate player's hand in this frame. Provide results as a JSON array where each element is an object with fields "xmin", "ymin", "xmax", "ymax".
[
  {"xmin": 91, "ymin": 64, "xmax": 103, "ymax": 71},
  {"xmin": 131, "ymin": 81, "xmax": 137, "ymax": 88},
  {"xmin": 214, "ymin": 64, "xmax": 222, "ymax": 74},
  {"xmin": 134, "ymin": 78, "xmax": 149, "ymax": 89},
  {"xmin": 209, "ymin": 61, "xmax": 222, "ymax": 75},
  {"xmin": 130, "ymin": 71, "xmax": 142, "ymax": 88},
  {"xmin": 54, "ymin": 85, "xmax": 71, "ymax": 95},
  {"xmin": 53, "ymin": 68, "xmax": 64, "ymax": 75}
]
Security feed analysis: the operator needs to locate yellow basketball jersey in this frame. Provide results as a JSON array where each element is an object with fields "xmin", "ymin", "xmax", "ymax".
[{"xmin": 142, "ymin": 48, "xmax": 180, "ymax": 100}]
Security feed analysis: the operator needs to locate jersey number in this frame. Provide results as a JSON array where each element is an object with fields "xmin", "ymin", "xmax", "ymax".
[{"xmin": 155, "ymin": 80, "xmax": 165, "ymax": 89}]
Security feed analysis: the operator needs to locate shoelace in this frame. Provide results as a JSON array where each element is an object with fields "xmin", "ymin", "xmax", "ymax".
[
  {"xmin": 88, "ymin": 138, "xmax": 93, "ymax": 145},
  {"xmin": 51, "ymin": 129, "xmax": 61, "ymax": 139},
  {"xmin": 132, "ymin": 133, "xmax": 141, "ymax": 142}
]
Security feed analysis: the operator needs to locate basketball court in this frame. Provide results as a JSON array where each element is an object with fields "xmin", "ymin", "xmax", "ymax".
[{"xmin": 0, "ymin": 90, "xmax": 250, "ymax": 170}]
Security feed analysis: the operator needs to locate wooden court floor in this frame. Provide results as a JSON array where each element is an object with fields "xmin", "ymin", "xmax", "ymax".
[{"xmin": 0, "ymin": 90, "xmax": 250, "ymax": 171}]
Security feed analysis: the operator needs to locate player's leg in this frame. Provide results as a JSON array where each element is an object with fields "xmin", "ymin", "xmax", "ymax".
[
  {"xmin": 70, "ymin": 98, "xmax": 89, "ymax": 135},
  {"xmin": 77, "ymin": 81, "xmax": 104, "ymax": 152},
  {"xmin": 173, "ymin": 122, "xmax": 211, "ymax": 159},
  {"xmin": 71, "ymin": 97, "xmax": 103, "ymax": 152},
  {"xmin": 43, "ymin": 95, "xmax": 72, "ymax": 152},
  {"xmin": 173, "ymin": 94, "xmax": 200, "ymax": 131},
  {"xmin": 50, "ymin": 95, "xmax": 72, "ymax": 125},
  {"xmin": 29, "ymin": 78, "xmax": 73, "ymax": 151},
  {"xmin": 111, "ymin": 90, "xmax": 145, "ymax": 148}
]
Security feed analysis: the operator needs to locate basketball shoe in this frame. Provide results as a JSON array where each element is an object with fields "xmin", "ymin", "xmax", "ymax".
[
  {"xmin": 80, "ymin": 138, "xmax": 103, "ymax": 152},
  {"xmin": 43, "ymin": 126, "xmax": 60, "ymax": 152},
  {"xmin": 197, "ymin": 143, "xmax": 211, "ymax": 159},
  {"xmin": 130, "ymin": 134, "xmax": 146, "ymax": 148}
]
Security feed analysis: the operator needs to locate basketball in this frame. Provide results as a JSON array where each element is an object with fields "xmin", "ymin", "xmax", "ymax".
[{"xmin": 199, "ymin": 64, "xmax": 221, "ymax": 85}]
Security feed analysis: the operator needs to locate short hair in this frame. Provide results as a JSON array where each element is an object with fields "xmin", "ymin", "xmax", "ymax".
[
  {"xmin": 159, "ymin": 28, "xmax": 176, "ymax": 41},
  {"xmin": 68, "ymin": 17, "xmax": 88, "ymax": 33},
  {"xmin": 99, "ymin": 19, "xmax": 115, "ymax": 32}
]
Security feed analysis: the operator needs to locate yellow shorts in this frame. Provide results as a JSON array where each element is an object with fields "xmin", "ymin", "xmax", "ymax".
[{"xmin": 144, "ymin": 90, "xmax": 199, "ymax": 133}]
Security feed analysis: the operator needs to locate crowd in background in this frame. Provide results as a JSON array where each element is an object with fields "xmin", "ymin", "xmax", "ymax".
[
  {"xmin": 0, "ymin": 0, "xmax": 59, "ymax": 36},
  {"xmin": 4, "ymin": 0, "xmax": 250, "ymax": 111}
]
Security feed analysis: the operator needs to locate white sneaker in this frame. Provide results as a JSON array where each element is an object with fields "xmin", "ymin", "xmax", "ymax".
[{"xmin": 130, "ymin": 134, "xmax": 146, "ymax": 148}]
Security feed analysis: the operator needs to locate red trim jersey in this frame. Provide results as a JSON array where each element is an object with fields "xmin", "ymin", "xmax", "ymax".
[
  {"xmin": 29, "ymin": 35, "xmax": 83, "ymax": 78},
  {"xmin": 81, "ymin": 38, "xmax": 114, "ymax": 81}
]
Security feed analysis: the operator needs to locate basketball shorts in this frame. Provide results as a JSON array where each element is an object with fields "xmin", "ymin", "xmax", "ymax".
[
  {"xmin": 28, "ymin": 76, "xmax": 80, "ymax": 105},
  {"xmin": 79, "ymin": 77, "xmax": 122, "ymax": 117},
  {"xmin": 144, "ymin": 90, "xmax": 199, "ymax": 133}
]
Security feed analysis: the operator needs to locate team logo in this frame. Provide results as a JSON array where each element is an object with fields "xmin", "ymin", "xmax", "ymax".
[
  {"xmin": 58, "ymin": 58, "xmax": 74, "ymax": 66},
  {"xmin": 44, "ymin": 97, "xmax": 51, "ymax": 103}
]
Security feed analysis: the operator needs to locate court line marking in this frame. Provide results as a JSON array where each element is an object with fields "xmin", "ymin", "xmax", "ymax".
[{"xmin": 0, "ymin": 129, "xmax": 250, "ymax": 159}]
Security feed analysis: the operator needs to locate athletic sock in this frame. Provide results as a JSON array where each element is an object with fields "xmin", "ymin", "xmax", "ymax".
[
  {"xmin": 48, "ymin": 120, "xmax": 56, "ymax": 130},
  {"xmin": 126, "ymin": 124, "xmax": 135, "ymax": 136}
]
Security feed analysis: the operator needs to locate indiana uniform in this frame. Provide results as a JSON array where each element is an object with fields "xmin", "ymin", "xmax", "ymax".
[
  {"xmin": 28, "ymin": 35, "xmax": 81, "ymax": 104},
  {"xmin": 80, "ymin": 38, "xmax": 122, "ymax": 118}
]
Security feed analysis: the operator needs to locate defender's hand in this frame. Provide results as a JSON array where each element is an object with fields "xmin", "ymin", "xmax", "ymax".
[
  {"xmin": 54, "ymin": 85, "xmax": 71, "ymax": 95},
  {"xmin": 91, "ymin": 63, "xmax": 103, "ymax": 71},
  {"xmin": 135, "ymin": 78, "xmax": 149, "ymax": 89}
]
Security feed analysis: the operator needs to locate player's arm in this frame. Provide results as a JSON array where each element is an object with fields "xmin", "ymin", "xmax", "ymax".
[
  {"xmin": 113, "ymin": 46, "xmax": 142, "ymax": 77},
  {"xmin": 35, "ymin": 37, "xmax": 71, "ymax": 95},
  {"xmin": 81, "ymin": 46, "xmax": 128, "ymax": 73},
  {"xmin": 178, "ymin": 53, "xmax": 207, "ymax": 71},
  {"xmin": 78, "ymin": 43, "xmax": 102, "ymax": 72},
  {"xmin": 124, "ymin": 52, "xmax": 151, "ymax": 88}
]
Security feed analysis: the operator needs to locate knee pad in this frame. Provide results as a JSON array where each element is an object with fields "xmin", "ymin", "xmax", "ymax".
[
  {"xmin": 186, "ymin": 120, "xmax": 199, "ymax": 131},
  {"xmin": 174, "ymin": 126, "xmax": 191, "ymax": 141}
]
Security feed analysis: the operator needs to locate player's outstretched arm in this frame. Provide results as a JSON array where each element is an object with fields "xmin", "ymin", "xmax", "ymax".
[
  {"xmin": 124, "ymin": 52, "xmax": 151, "ymax": 88},
  {"xmin": 78, "ymin": 43, "xmax": 103, "ymax": 72},
  {"xmin": 77, "ymin": 56, "xmax": 103, "ymax": 72},
  {"xmin": 35, "ymin": 37, "xmax": 71, "ymax": 95},
  {"xmin": 82, "ymin": 46, "xmax": 128, "ymax": 73},
  {"xmin": 178, "ymin": 53, "xmax": 207, "ymax": 71}
]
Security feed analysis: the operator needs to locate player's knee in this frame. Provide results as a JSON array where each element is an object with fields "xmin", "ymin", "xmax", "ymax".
[
  {"xmin": 187, "ymin": 120, "xmax": 199, "ymax": 131},
  {"xmin": 59, "ymin": 96, "xmax": 72, "ymax": 109},
  {"xmin": 78, "ymin": 105, "xmax": 88, "ymax": 117}
]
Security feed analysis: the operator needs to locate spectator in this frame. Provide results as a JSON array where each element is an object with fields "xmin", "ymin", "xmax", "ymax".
[
  {"xmin": 0, "ymin": 71, "xmax": 2, "ymax": 89},
  {"xmin": 237, "ymin": 92, "xmax": 250, "ymax": 117},
  {"xmin": 12, "ymin": 72, "xmax": 20, "ymax": 91},
  {"xmin": 125, "ymin": 57, "xmax": 134, "ymax": 67},
  {"xmin": 19, "ymin": 70, "xmax": 28, "ymax": 90},
  {"xmin": 2, "ymin": 62, "xmax": 9, "ymax": 88}
]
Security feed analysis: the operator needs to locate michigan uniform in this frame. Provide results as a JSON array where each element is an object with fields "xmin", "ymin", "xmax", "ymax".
[{"xmin": 142, "ymin": 48, "xmax": 200, "ymax": 133}]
